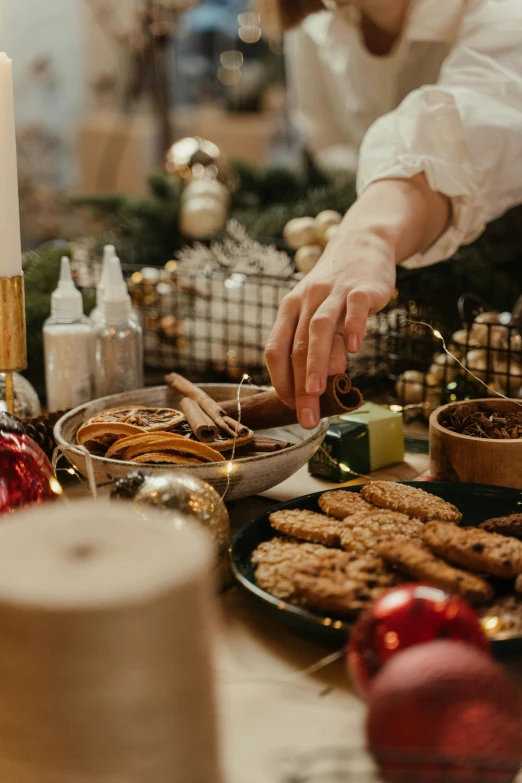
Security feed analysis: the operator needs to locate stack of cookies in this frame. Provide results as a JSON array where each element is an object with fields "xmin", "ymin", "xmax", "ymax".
[{"xmin": 252, "ymin": 481, "xmax": 522, "ymax": 624}]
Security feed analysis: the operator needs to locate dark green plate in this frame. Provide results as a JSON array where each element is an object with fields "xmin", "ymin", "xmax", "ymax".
[{"xmin": 229, "ymin": 482, "xmax": 522, "ymax": 652}]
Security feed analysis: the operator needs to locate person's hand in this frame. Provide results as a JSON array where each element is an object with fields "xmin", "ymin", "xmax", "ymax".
[
  {"xmin": 265, "ymin": 226, "xmax": 396, "ymax": 430},
  {"xmin": 265, "ymin": 175, "xmax": 451, "ymax": 429}
]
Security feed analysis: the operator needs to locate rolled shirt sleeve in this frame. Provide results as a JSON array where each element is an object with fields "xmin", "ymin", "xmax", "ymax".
[{"xmin": 357, "ymin": 0, "xmax": 522, "ymax": 269}]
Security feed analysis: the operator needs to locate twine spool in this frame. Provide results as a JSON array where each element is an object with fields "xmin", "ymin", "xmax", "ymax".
[{"xmin": 0, "ymin": 499, "xmax": 222, "ymax": 783}]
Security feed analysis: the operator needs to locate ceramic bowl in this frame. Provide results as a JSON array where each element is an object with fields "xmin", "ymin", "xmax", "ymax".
[{"xmin": 54, "ymin": 384, "xmax": 329, "ymax": 501}]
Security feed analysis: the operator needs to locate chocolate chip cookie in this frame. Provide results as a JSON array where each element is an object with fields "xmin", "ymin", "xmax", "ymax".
[
  {"xmin": 361, "ymin": 481, "xmax": 462, "ymax": 523},
  {"xmin": 377, "ymin": 539, "xmax": 494, "ymax": 605},
  {"xmin": 340, "ymin": 510, "xmax": 423, "ymax": 554},
  {"xmin": 318, "ymin": 490, "xmax": 374, "ymax": 520},
  {"xmin": 480, "ymin": 514, "xmax": 522, "ymax": 539},
  {"xmin": 269, "ymin": 508, "xmax": 347, "ymax": 546},
  {"xmin": 423, "ymin": 521, "xmax": 522, "ymax": 578}
]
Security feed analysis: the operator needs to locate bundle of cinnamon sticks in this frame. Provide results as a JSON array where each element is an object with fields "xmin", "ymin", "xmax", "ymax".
[{"xmin": 165, "ymin": 371, "xmax": 362, "ymax": 448}]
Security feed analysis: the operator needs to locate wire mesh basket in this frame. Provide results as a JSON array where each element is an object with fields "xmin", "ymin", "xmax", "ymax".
[
  {"xmin": 81, "ymin": 258, "xmax": 521, "ymax": 412},
  {"xmin": 127, "ymin": 265, "xmax": 295, "ymax": 385}
]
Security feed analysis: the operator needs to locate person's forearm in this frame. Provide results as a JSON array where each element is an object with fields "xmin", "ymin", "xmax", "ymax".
[{"xmin": 337, "ymin": 174, "xmax": 451, "ymax": 264}]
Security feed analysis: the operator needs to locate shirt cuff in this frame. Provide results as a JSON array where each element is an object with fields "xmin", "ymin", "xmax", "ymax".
[{"xmin": 356, "ymin": 86, "xmax": 487, "ymax": 269}]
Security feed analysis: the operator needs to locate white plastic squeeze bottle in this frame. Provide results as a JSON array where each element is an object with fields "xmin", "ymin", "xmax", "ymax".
[
  {"xmin": 43, "ymin": 257, "xmax": 95, "ymax": 412},
  {"xmin": 90, "ymin": 244, "xmax": 116, "ymax": 324},
  {"xmin": 94, "ymin": 256, "xmax": 144, "ymax": 397}
]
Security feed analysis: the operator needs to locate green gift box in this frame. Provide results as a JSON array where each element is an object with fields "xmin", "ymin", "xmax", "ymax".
[{"xmin": 309, "ymin": 402, "xmax": 405, "ymax": 482}]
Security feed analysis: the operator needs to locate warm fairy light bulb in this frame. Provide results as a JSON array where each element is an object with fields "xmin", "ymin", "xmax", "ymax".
[
  {"xmin": 433, "ymin": 330, "xmax": 443, "ymax": 340},
  {"xmin": 242, "ymin": 374, "xmax": 250, "ymax": 381},
  {"xmin": 482, "ymin": 616, "xmax": 501, "ymax": 632},
  {"xmin": 339, "ymin": 463, "xmax": 351, "ymax": 473},
  {"xmin": 389, "ymin": 404, "xmax": 403, "ymax": 413},
  {"xmin": 49, "ymin": 477, "xmax": 63, "ymax": 495},
  {"xmin": 67, "ymin": 468, "xmax": 76, "ymax": 475},
  {"xmin": 226, "ymin": 462, "xmax": 234, "ymax": 474}
]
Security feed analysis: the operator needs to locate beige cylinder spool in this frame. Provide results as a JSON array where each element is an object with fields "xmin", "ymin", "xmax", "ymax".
[
  {"xmin": 0, "ymin": 499, "xmax": 222, "ymax": 783},
  {"xmin": 430, "ymin": 398, "xmax": 522, "ymax": 489}
]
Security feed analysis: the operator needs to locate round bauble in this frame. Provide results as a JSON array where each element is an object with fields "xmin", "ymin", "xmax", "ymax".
[
  {"xmin": 320, "ymin": 223, "xmax": 340, "ymax": 247},
  {"xmin": 466, "ymin": 349, "xmax": 490, "ymax": 382},
  {"xmin": 165, "ymin": 136, "xmax": 237, "ymax": 190},
  {"xmin": 0, "ymin": 412, "xmax": 58, "ymax": 514},
  {"xmin": 429, "ymin": 353, "xmax": 460, "ymax": 384},
  {"xmin": 348, "ymin": 584, "xmax": 488, "ymax": 696},
  {"xmin": 294, "ymin": 244, "xmax": 323, "ymax": 274},
  {"xmin": 395, "ymin": 370, "xmax": 425, "ymax": 405},
  {"xmin": 450, "ymin": 329, "xmax": 478, "ymax": 357},
  {"xmin": 283, "ymin": 217, "xmax": 318, "ymax": 250},
  {"xmin": 367, "ymin": 640, "xmax": 522, "ymax": 783},
  {"xmin": 179, "ymin": 196, "xmax": 227, "ymax": 239},
  {"xmin": 493, "ymin": 359, "xmax": 522, "ymax": 396},
  {"xmin": 0, "ymin": 373, "xmax": 41, "ymax": 419},
  {"xmin": 472, "ymin": 312, "xmax": 508, "ymax": 348},
  {"xmin": 315, "ymin": 209, "xmax": 342, "ymax": 241},
  {"xmin": 111, "ymin": 470, "xmax": 230, "ymax": 561},
  {"xmin": 181, "ymin": 178, "xmax": 231, "ymax": 207}
]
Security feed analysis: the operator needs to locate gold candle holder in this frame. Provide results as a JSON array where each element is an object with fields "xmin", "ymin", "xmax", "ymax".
[{"xmin": 0, "ymin": 274, "xmax": 27, "ymax": 414}]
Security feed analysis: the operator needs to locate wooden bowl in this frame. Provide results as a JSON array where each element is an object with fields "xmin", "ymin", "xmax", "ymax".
[
  {"xmin": 430, "ymin": 398, "xmax": 522, "ymax": 489},
  {"xmin": 54, "ymin": 384, "xmax": 329, "ymax": 501}
]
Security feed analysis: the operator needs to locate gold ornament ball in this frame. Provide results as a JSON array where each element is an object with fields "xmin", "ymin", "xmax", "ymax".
[
  {"xmin": 429, "ymin": 353, "xmax": 460, "ymax": 384},
  {"xmin": 471, "ymin": 313, "xmax": 509, "ymax": 348},
  {"xmin": 165, "ymin": 136, "xmax": 237, "ymax": 191},
  {"xmin": 450, "ymin": 329, "xmax": 478, "ymax": 357},
  {"xmin": 466, "ymin": 349, "xmax": 490, "ymax": 382},
  {"xmin": 320, "ymin": 223, "xmax": 340, "ymax": 247},
  {"xmin": 494, "ymin": 359, "xmax": 522, "ymax": 396},
  {"xmin": 181, "ymin": 178, "xmax": 231, "ymax": 207},
  {"xmin": 113, "ymin": 471, "xmax": 230, "ymax": 562},
  {"xmin": 283, "ymin": 217, "xmax": 318, "ymax": 250},
  {"xmin": 295, "ymin": 244, "xmax": 323, "ymax": 274},
  {"xmin": 395, "ymin": 370, "xmax": 426, "ymax": 404},
  {"xmin": 315, "ymin": 210, "xmax": 342, "ymax": 240},
  {"xmin": 179, "ymin": 196, "xmax": 227, "ymax": 239}
]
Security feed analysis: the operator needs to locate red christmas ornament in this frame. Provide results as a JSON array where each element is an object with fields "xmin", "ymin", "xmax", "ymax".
[
  {"xmin": 367, "ymin": 640, "xmax": 522, "ymax": 783},
  {"xmin": 0, "ymin": 413, "xmax": 59, "ymax": 514},
  {"xmin": 348, "ymin": 584, "xmax": 488, "ymax": 695}
]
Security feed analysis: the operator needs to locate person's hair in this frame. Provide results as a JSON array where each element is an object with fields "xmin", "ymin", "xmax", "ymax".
[{"xmin": 278, "ymin": 0, "xmax": 324, "ymax": 29}]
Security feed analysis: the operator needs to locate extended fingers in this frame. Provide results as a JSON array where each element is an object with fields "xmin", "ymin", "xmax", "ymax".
[
  {"xmin": 345, "ymin": 287, "xmax": 372, "ymax": 353},
  {"xmin": 305, "ymin": 298, "xmax": 345, "ymax": 396},
  {"xmin": 265, "ymin": 294, "xmax": 300, "ymax": 407}
]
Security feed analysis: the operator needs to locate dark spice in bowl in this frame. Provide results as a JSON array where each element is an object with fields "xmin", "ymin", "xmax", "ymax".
[{"xmin": 439, "ymin": 403, "xmax": 522, "ymax": 440}]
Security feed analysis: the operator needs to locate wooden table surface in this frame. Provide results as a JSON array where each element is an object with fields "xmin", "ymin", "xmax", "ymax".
[{"xmin": 64, "ymin": 435, "xmax": 522, "ymax": 783}]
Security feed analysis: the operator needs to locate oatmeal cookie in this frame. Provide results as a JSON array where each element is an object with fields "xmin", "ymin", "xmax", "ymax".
[
  {"xmin": 339, "ymin": 510, "xmax": 423, "ymax": 554},
  {"xmin": 377, "ymin": 538, "xmax": 494, "ymax": 605},
  {"xmin": 423, "ymin": 521, "xmax": 522, "ymax": 578},
  {"xmin": 252, "ymin": 538, "xmax": 399, "ymax": 616},
  {"xmin": 269, "ymin": 508, "xmax": 347, "ymax": 546},
  {"xmin": 318, "ymin": 490, "xmax": 374, "ymax": 520},
  {"xmin": 361, "ymin": 481, "xmax": 462, "ymax": 523},
  {"xmin": 480, "ymin": 514, "xmax": 522, "ymax": 539}
]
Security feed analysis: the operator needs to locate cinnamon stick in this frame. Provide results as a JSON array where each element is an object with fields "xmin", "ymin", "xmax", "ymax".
[
  {"xmin": 220, "ymin": 374, "xmax": 363, "ymax": 431},
  {"xmin": 165, "ymin": 373, "xmax": 250, "ymax": 438},
  {"xmin": 180, "ymin": 397, "xmax": 218, "ymax": 443}
]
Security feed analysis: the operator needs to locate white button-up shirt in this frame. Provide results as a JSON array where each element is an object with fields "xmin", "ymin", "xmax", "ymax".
[{"xmin": 285, "ymin": 0, "xmax": 522, "ymax": 268}]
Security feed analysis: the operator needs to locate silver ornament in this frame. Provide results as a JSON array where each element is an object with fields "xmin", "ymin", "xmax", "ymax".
[
  {"xmin": 133, "ymin": 472, "xmax": 230, "ymax": 561},
  {"xmin": 0, "ymin": 373, "xmax": 41, "ymax": 419}
]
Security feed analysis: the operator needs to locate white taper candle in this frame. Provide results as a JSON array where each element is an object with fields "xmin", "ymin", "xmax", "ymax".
[{"xmin": 0, "ymin": 54, "xmax": 22, "ymax": 278}]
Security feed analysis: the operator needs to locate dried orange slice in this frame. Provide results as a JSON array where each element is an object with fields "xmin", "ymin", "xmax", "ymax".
[
  {"xmin": 105, "ymin": 431, "xmax": 187, "ymax": 459},
  {"xmin": 130, "ymin": 453, "xmax": 205, "ymax": 465},
  {"xmin": 76, "ymin": 422, "xmax": 145, "ymax": 447},
  {"xmin": 87, "ymin": 407, "xmax": 185, "ymax": 432},
  {"xmin": 122, "ymin": 436, "xmax": 225, "ymax": 463}
]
